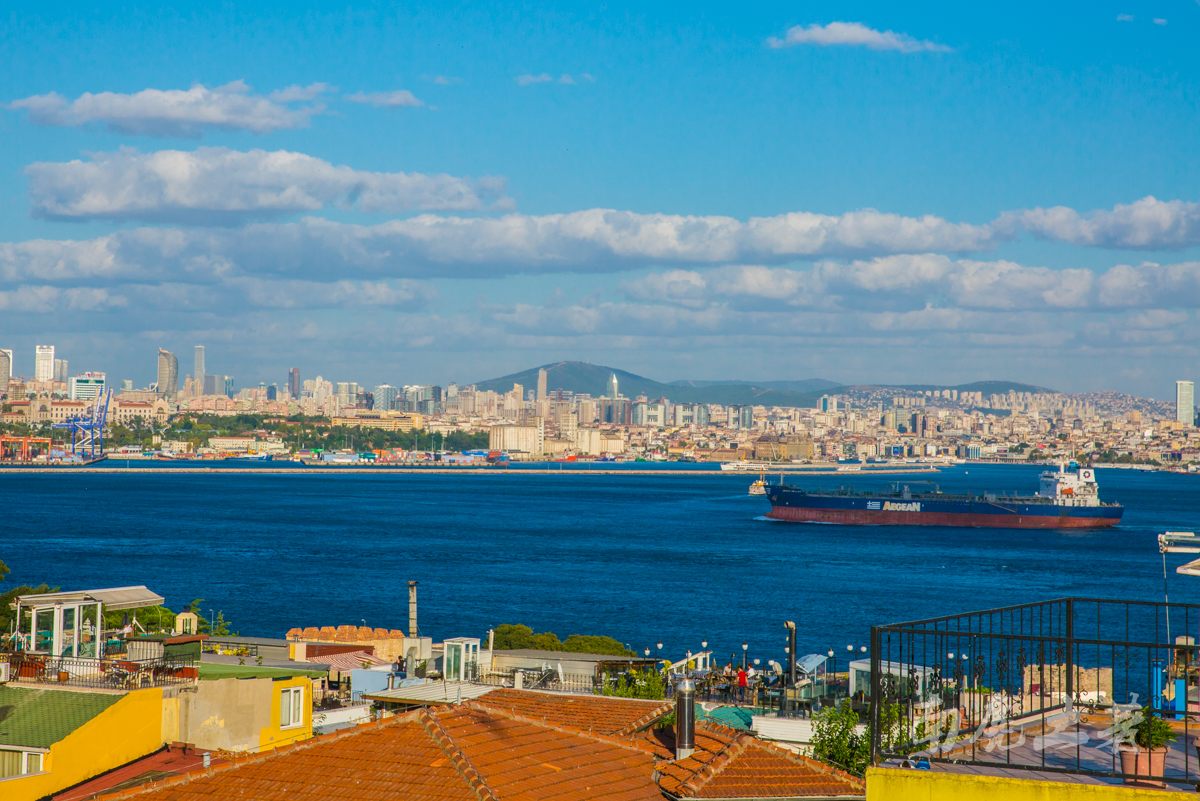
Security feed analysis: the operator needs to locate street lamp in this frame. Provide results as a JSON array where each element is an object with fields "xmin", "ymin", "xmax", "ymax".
[
  {"xmin": 742, "ymin": 642, "xmax": 748, "ymax": 669},
  {"xmin": 645, "ymin": 648, "xmax": 651, "ymax": 657}
]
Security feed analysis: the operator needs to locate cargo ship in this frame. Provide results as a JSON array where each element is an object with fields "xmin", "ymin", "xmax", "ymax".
[{"xmin": 763, "ymin": 464, "xmax": 1122, "ymax": 528}]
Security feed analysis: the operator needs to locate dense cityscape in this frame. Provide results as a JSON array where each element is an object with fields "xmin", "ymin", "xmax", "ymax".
[{"xmin": 2, "ymin": 343, "xmax": 1196, "ymax": 467}]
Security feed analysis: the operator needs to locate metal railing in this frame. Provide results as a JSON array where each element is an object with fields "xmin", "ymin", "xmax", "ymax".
[
  {"xmin": 2, "ymin": 653, "xmax": 198, "ymax": 690},
  {"xmin": 473, "ymin": 669, "xmax": 601, "ymax": 695},
  {"xmin": 869, "ymin": 597, "xmax": 1200, "ymax": 787}
]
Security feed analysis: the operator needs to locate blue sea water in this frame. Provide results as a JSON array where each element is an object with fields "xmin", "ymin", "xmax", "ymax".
[{"xmin": 4, "ymin": 464, "xmax": 1200, "ymax": 665}]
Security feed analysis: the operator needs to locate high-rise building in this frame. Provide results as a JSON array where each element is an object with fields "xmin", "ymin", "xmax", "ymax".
[
  {"xmin": 0, "ymin": 348, "xmax": 11, "ymax": 393},
  {"xmin": 537, "ymin": 368, "xmax": 548, "ymax": 401},
  {"xmin": 224, "ymin": 376, "xmax": 235, "ymax": 398},
  {"xmin": 1178, "ymin": 381, "xmax": 1195, "ymax": 427},
  {"xmin": 157, "ymin": 348, "xmax": 179, "ymax": 399},
  {"xmin": 69, "ymin": 372, "xmax": 106, "ymax": 402},
  {"xmin": 374, "ymin": 384, "xmax": 399, "ymax": 411},
  {"xmin": 34, "ymin": 345, "xmax": 54, "ymax": 382},
  {"xmin": 194, "ymin": 346, "xmax": 205, "ymax": 389},
  {"xmin": 288, "ymin": 367, "xmax": 300, "ymax": 400},
  {"xmin": 606, "ymin": 373, "xmax": 619, "ymax": 399},
  {"xmin": 54, "ymin": 359, "xmax": 69, "ymax": 382},
  {"xmin": 203, "ymin": 374, "xmax": 219, "ymax": 396}
]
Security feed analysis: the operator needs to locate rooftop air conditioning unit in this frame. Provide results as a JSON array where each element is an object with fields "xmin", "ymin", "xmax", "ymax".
[{"xmin": 0, "ymin": 661, "xmax": 10, "ymax": 683}]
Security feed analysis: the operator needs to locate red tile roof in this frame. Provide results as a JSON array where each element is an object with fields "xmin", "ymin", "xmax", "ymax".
[
  {"xmin": 93, "ymin": 692, "xmax": 863, "ymax": 801},
  {"xmin": 53, "ymin": 744, "xmax": 228, "ymax": 801},
  {"xmin": 474, "ymin": 689, "xmax": 672, "ymax": 736},
  {"xmin": 432, "ymin": 704, "xmax": 660, "ymax": 801},
  {"xmin": 649, "ymin": 723, "xmax": 865, "ymax": 799}
]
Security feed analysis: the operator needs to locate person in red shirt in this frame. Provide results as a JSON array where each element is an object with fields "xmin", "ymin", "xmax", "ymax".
[{"xmin": 737, "ymin": 667, "xmax": 748, "ymax": 702}]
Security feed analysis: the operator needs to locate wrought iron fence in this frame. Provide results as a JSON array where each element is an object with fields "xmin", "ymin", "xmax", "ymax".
[
  {"xmin": 869, "ymin": 597, "xmax": 1200, "ymax": 787},
  {"xmin": 2, "ymin": 653, "xmax": 198, "ymax": 690}
]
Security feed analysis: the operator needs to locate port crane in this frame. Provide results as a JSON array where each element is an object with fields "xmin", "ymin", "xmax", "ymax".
[{"xmin": 52, "ymin": 390, "xmax": 112, "ymax": 459}]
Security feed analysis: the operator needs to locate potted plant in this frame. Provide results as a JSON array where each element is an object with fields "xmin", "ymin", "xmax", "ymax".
[{"xmin": 1119, "ymin": 706, "xmax": 1175, "ymax": 786}]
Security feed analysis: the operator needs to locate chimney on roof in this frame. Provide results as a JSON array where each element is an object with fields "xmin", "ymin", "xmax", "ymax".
[
  {"xmin": 675, "ymin": 677, "xmax": 695, "ymax": 761},
  {"xmin": 408, "ymin": 581, "xmax": 419, "ymax": 638}
]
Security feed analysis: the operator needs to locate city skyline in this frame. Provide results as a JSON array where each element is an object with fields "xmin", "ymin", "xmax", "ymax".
[{"xmin": 2, "ymin": 3, "xmax": 1199, "ymax": 395}]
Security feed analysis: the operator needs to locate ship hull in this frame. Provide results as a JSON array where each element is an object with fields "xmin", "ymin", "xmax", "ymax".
[{"xmin": 765, "ymin": 488, "xmax": 1122, "ymax": 529}]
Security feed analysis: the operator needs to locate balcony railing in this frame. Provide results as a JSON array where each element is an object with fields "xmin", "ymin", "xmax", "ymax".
[
  {"xmin": 869, "ymin": 597, "xmax": 1200, "ymax": 788},
  {"xmin": 2, "ymin": 653, "xmax": 198, "ymax": 690}
]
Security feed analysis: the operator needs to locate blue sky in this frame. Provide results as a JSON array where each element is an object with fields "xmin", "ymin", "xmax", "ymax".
[{"xmin": 2, "ymin": 1, "xmax": 1199, "ymax": 397}]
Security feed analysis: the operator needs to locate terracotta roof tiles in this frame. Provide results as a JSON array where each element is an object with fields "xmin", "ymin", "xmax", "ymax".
[
  {"xmin": 474, "ymin": 689, "xmax": 672, "ymax": 736},
  {"xmin": 92, "ymin": 691, "xmax": 862, "ymax": 801},
  {"xmin": 650, "ymin": 722, "xmax": 865, "ymax": 799}
]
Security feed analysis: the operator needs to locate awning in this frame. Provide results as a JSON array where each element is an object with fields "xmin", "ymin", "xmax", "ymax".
[
  {"xmin": 1178, "ymin": 558, "xmax": 1200, "ymax": 577},
  {"xmin": 13, "ymin": 585, "xmax": 165, "ymax": 611},
  {"xmin": 363, "ymin": 681, "xmax": 496, "ymax": 705}
]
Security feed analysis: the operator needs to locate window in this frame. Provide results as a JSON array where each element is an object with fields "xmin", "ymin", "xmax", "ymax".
[
  {"xmin": 280, "ymin": 686, "xmax": 304, "ymax": 729},
  {"xmin": 0, "ymin": 749, "xmax": 43, "ymax": 779}
]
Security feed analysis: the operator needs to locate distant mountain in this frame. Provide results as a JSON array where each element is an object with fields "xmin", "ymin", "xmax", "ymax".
[{"xmin": 473, "ymin": 361, "xmax": 839, "ymax": 407}]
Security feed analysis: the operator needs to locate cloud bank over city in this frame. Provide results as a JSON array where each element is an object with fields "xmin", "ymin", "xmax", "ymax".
[{"xmin": 3, "ymin": 5, "xmax": 1199, "ymax": 394}]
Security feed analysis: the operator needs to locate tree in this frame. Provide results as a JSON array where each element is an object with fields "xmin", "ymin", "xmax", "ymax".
[
  {"xmin": 490, "ymin": 623, "xmax": 634, "ymax": 656},
  {"xmin": 187, "ymin": 598, "xmax": 232, "ymax": 636},
  {"xmin": 602, "ymin": 669, "xmax": 665, "ymax": 700},
  {"xmin": 0, "ymin": 557, "xmax": 9, "ymax": 583},
  {"xmin": 810, "ymin": 702, "xmax": 870, "ymax": 775}
]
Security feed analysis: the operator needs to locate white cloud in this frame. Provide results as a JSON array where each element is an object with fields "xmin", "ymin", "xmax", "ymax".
[
  {"xmin": 622, "ymin": 256, "xmax": 1200, "ymax": 314},
  {"xmin": 25, "ymin": 148, "xmax": 512, "ymax": 223},
  {"xmin": 343, "ymin": 90, "xmax": 424, "ymax": 108},
  {"xmin": 515, "ymin": 74, "xmax": 554, "ymax": 86},
  {"xmin": 559, "ymin": 74, "xmax": 576, "ymax": 85},
  {"xmin": 268, "ymin": 82, "xmax": 336, "ymax": 102},
  {"xmin": 1001, "ymin": 196, "xmax": 1200, "ymax": 250},
  {"xmin": 0, "ymin": 285, "xmax": 127, "ymax": 313},
  {"xmin": 767, "ymin": 22, "xmax": 951, "ymax": 53},
  {"xmin": 1154, "ymin": 18, "xmax": 1168, "ymax": 25},
  {"xmin": 7, "ymin": 81, "xmax": 323, "ymax": 138},
  {"xmin": 1117, "ymin": 14, "xmax": 1135, "ymax": 21},
  {"xmin": 0, "ymin": 209, "xmax": 1001, "ymax": 286},
  {"xmin": 423, "ymin": 75, "xmax": 463, "ymax": 85}
]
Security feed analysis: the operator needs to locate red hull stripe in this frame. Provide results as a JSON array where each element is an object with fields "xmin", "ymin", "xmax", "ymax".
[{"xmin": 766, "ymin": 506, "xmax": 1119, "ymax": 529}]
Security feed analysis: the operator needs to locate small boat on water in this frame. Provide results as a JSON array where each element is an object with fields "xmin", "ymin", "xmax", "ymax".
[
  {"xmin": 226, "ymin": 453, "xmax": 273, "ymax": 462},
  {"xmin": 748, "ymin": 479, "xmax": 767, "ymax": 496}
]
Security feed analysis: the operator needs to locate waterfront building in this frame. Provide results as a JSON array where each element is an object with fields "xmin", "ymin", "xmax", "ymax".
[
  {"xmin": 68, "ymin": 372, "xmax": 106, "ymax": 402},
  {"xmin": 34, "ymin": 345, "xmax": 54, "ymax": 382},
  {"xmin": 157, "ymin": 348, "xmax": 178, "ymax": 399},
  {"xmin": 288, "ymin": 367, "xmax": 300, "ymax": 399},
  {"xmin": 1178, "ymin": 380, "xmax": 1195, "ymax": 427},
  {"xmin": 489, "ymin": 423, "xmax": 543, "ymax": 456}
]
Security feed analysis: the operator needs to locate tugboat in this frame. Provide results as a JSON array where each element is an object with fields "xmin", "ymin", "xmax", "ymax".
[{"xmin": 763, "ymin": 463, "xmax": 1122, "ymax": 528}]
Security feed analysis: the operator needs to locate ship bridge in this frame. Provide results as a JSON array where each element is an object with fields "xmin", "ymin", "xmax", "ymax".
[{"xmin": 1036, "ymin": 463, "xmax": 1101, "ymax": 507}]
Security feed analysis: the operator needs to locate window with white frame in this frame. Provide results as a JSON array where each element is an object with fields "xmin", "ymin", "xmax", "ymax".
[
  {"xmin": 279, "ymin": 686, "xmax": 304, "ymax": 729},
  {"xmin": 0, "ymin": 749, "xmax": 44, "ymax": 779}
]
